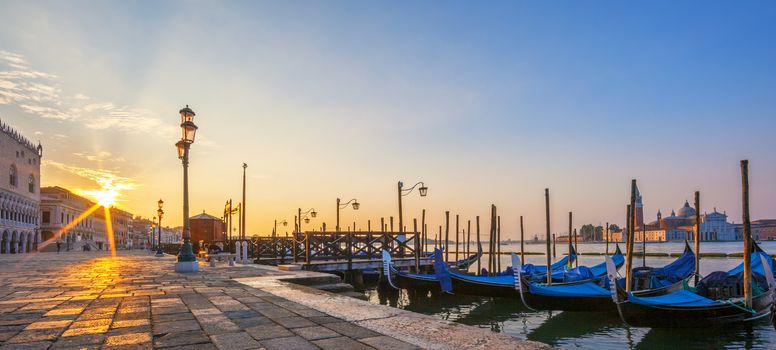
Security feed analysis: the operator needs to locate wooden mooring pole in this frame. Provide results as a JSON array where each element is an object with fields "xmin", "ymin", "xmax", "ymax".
[
  {"xmin": 422, "ymin": 209, "xmax": 426, "ymax": 253},
  {"xmin": 741, "ymin": 160, "xmax": 752, "ymax": 309},
  {"xmin": 520, "ymin": 216, "xmax": 525, "ymax": 264},
  {"xmin": 605, "ymin": 222, "xmax": 609, "ymax": 255},
  {"xmin": 568, "ymin": 211, "xmax": 573, "ymax": 268},
  {"xmin": 445, "ymin": 211, "xmax": 450, "ymax": 262},
  {"xmin": 466, "ymin": 219, "xmax": 471, "ymax": 259},
  {"xmin": 455, "ymin": 214, "xmax": 460, "ymax": 262},
  {"xmin": 476, "ymin": 216, "xmax": 481, "ymax": 275},
  {"xmin": 497, "ymin": 215, "xmax": 501, "ymax": 272},
  {"xmin": 626, "ymin": 180, "xmax": 637, "ymax": 292},
  {"xmin": 414, "ymin": 218, "xmax": 420, "ymax": 271},
  {"xmin": 694, "ymin": 191, "xmax": 701, "ymax": 285},
  {"xmin": 545, "ymin": 189, "xmax": 552, "ymax": 285},
  {"xmin": 574, "ymin": 228, "xmax": 578, "ymax": 268}
]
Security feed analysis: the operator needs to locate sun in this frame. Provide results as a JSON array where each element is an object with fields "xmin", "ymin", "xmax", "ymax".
[{"xmin": 92, "ymin": 188, "xmax": 118, "ymax": 207}]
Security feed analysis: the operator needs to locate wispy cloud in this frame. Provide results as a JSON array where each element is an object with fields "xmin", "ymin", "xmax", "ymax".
[
  {"xmin": 0, "ymin": 50, "xmax": 178, "ymax": 138},
  {"xmin": 73, "ymin": 150, "xmax": 126, "ymax": 163},
  {"xmin": 43, "ymin": 159, "xmax": 138, "ymax": 204}
]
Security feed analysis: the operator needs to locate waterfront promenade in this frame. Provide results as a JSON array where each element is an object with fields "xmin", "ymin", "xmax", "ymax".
[{"xmin": 0, "ymin": 251, "xmax": 546, "ymax": 350}]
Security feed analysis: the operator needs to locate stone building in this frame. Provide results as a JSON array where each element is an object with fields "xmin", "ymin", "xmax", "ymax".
[
  {"xmin": 40, "ymin": 187, "xmax": 104, "ymax": 250},
  {"xmin": 110, "ymin": 207, "xmax": 133, "ymax": 249},
  {"xmin": 0, "ymin": 119, "xmax": 42, "ymax": 253},
  {"xmin": 190, "ymin": 211, "xmax": 225, "ymax": 245}
]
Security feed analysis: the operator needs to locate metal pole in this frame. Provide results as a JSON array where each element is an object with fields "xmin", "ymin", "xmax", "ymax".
[
  {"xmin": 242, "ymin": 163, "xmax": 247, "ymax": 239},
  {"xmin": 336, "ymin": 198, "xmax": 341, "ymax": 232},
  {"xmin": 176, "ymin": 144, "xmax": 196, "ymax": 264},
  {"xmin": 397, "ymin": 182, "xmax": 403, "ymax": 234}
]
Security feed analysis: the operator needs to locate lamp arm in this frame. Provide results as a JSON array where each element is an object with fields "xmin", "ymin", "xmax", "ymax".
[
  {"xmin": 400, "ymin": 182, "xmax": 425, "ymax": 196},
  {"xmin": 338, "ymin": 198, "xmax": 358, "ymax": 209},
  {"xmin": 301, "ymin": 208, "xmax": 316, "ymax": 215}
]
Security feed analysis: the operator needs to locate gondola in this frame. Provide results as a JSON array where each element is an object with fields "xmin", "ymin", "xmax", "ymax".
[
  {"xmin": 513, "ymin": 243, "xmax": 696, "ymax": 312},
  {"xmin": 606, "ymin": 245, "xmax": 776, "ymax": 328},
  {"xmin": 383, "ymin": 241, "xmax": 566, "ymax": 292},
  {"xmin": 444, "ymin": 246, "xmax": 624, "ymax": 299}
]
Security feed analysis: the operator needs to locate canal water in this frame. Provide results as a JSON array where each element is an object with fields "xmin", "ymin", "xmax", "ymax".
[{"xmin": 365, "ymin": 241, "xmax": 776, "ymax": 349}]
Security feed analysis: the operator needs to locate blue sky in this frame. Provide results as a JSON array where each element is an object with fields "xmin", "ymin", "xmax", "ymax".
[{"xmin": 1, "ymin": 1, "xmax": 775, "ymax": 237}]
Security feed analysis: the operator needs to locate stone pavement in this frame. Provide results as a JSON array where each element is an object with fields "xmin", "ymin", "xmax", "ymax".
[
  {"xmin": 0, "ymin": 251, "xmax": 548, "ymax": 350},
  {"xmin": 0, "ymin": 251, "xmax": 424, "ymax": 350}
]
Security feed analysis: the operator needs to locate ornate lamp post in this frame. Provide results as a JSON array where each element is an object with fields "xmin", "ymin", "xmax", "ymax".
[
  {"xmin": 336, "ymin": 198, "xmax": 360, "ymax": 232},
  {"xmin": 297, "ymin": 208, "xmax": 317, "ymax": 233},
  {"xmin": 151, "ymin": 217, "xmax": 156, "ymax": 251},
  {"xmin": 155, "ymin": 199, "xmax": 164, "ymax": 257},
  {"xmin": 175, "ymin": 105, "xmax": 199, "ymax": 272},
  {"xmin": 397, "ymin": 181, "xmax": 427, "ymax": 233}
]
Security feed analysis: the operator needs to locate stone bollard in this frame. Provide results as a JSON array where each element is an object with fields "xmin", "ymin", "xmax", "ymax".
[
  {"xmin": 209, "ymin": 259, "xmax": 216, "ymax": 267},
  {"xmin": 242, "ymin": 241, "xmax": 249, "ymax": 263},
  {"xmin": 229, "ymin": 257, "xmax": 235, "ymax": 266}
]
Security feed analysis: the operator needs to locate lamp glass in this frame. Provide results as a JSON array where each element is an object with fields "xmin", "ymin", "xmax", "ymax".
[
  {"xmin": 181, "ymin": 121, "xmax": 198, "ymax": 143},
  {"xmin": 176, "ymin": 141, "xmax": 185, "ymax": 159},
  {"xmin": 310, "ymin": 210, "xmax": 317, "ymax": 218},
  {"xmin": 158, "ymin": 199, "xmax": 164, "ymax": 209},
  {"xmin": 282, "ymin": 221, "xmax": 288, "ymax": 226},
  {"xmin": 419, "ymin": 186, "xmax": 428, "ymax": 197},
  {"xmin": 352, "ymin": 201, "xmax": 360, "ymax": 210},
  {"xmin": 304, "ymin": 218, "xmax": 310, "ymax": 223}
]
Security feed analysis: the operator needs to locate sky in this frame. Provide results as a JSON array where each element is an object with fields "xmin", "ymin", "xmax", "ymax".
[{"xmin": 1, "ymin": 1, "xmax": 775, "ymax": 240}]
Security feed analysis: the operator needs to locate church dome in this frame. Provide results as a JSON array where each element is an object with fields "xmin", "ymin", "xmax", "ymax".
[{"xmin": 676, "ymin": 200, "xmax": 696, "ymax": 217}]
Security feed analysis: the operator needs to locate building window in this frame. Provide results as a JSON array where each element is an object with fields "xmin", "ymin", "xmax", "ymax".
[
  {"xmin": 9, "ymin": 165, "xmax": 17, "ymax": 187},
  {"xmin": 28, "ymin": 175, "xmax": 35, "ymax": 193}
]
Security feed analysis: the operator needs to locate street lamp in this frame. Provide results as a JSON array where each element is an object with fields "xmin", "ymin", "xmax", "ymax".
[
  {"xmin": 336, "ymin": 198, "xmax": 360, "ymax": 232},
  {"xmin": 175, "ymin": 105, "xmax": 198, "ymax": 273},
  {"xmin": 156, "ymin": 199, "xmax": 164, "ymax": 257},
  {"xmin": 273, "ymin": 219, "xmax": 288, "ymax": 237},
  {"xmin": 150, "ymin": 219, "xmax": 156, "ymax": 251},
  {"xmin": 297, "ymin": 208, "xmax": 316, "ymax": 233},
  {"xmin": 397, "ymin": 181, "xmax": 427, "ymax": 233}
]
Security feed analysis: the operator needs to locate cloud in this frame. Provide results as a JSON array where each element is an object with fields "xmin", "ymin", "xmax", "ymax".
[
  {"xmin": 43, "ymin": 159, "xmax": 138, "ymax": 204},
  {"xmin": 73, "ymin": 150, "xmax": 125, "ymax": 163},
  {"xmin": 0, "ymin": 50, "xmax": 180, "ymax": 139}
]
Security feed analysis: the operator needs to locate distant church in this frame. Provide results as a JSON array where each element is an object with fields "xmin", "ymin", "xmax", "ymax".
[{"xmin": 614, "ymin": 187, "xmax": 741, "ymax": 242}]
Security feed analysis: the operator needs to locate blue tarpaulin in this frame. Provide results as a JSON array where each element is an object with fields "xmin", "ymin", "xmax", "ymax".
[
  {"xmin": 528, "ymin": 281, "xmax": 610, "ymax": 297},
  {"xmin": 628, "ymin": 290, "xmax": 721, "ymax": 307}
]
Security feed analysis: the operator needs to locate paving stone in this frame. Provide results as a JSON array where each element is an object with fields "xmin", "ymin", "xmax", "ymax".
[
  {"xmin": 0, "ymin": 340, "xmax": 53, "ymax": 350},
  {"xmin": 359, "ymin": 336, "xmax": 420, "ymax": 350},
  {"xmin": 272, "ymin": 316, "xmax": 316, "ymax": 329},
  {"xmin": 232, "ymin": 316, "xmax": 273, "ymax": 328},
  {"xmin": 224, "ymin": 310, "xmax": 259, "ymax": 319},
  {"xmin": 210, "ymin": 332, "xmax": 262, "ymax": 350},
  {"xmin": 308, "ymin": 316, "xmax": 343, "ymax": 325},
  {"xmin": 260, "ymin": 336, "xmax": 320, "ymax": 350},
  {"xmin": 7, "ymin": 328, "xmax": 63, "ymax": 343},
  {"xmin": 153, "ymin": 329, "xmax": 211, "ymax": 348},
  {"xmin": 153, "ymin": 319, "xmax": 201, "ymax": 335},
  {"xmin": 292, "ymin": 325, "xmax": 341, "ymax": 340},
  {"xmin": 151, "ymin": 312, "xmax": 195, "ymax": 323},
  {"xmin": 104, "ymin": 331, "xmax": 152, "ymax": 346},
  {"xmin": 244, "ymin": 324, "xmax": 293, "ymax": 340},
  {"xmin": 161, "ymin": 343, "xmax": 217, "ymax": 350},
  {"xmin": 50, "ymin": 333, "xmax": 106, "ymax": 349},
  {"xmin": 322, "ymin": 322, "xmax": 379, "ymax": 339},
  {"xmin": 313, "ymin": 336, "xmax": 375, "ymax": 350}
]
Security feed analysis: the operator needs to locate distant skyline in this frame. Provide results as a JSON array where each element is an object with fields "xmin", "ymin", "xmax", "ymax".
[{"xmin": 1, "ymin": 1, "xmax": 775, "ymax": 239}]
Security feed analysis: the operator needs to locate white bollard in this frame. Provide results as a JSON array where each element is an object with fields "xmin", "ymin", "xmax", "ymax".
[{"xmin": 242, "ymin": 241, "xmax": 249, "ymax": 263}]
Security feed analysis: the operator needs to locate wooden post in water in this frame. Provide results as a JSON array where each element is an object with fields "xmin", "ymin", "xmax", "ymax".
[
  {"xmin": 574, "ymin": 228, "xmax": 578, "ymax": 267},
  {"xmin": 422, "ymin": 209, "xmax": 426, "ymax": 253},
  {"xmin": 741, "ymin": 160, "xmax": 752, "ymax": 309},
  {"xmin": 626, "ymin": 180, "xmax": 637, "ymax": 292},
  {"xmin": 552, "ymin": 234, "xmax": 556, "ymax": 257},
  {"xmin": 414, "ymin": 218, "xmax": 420, "ymax": 272},
  {"xmin": 545, "ymin": 188, "xmax": 552, "ymax": 285},
  {"xmin": 642, "ymin": 226, "xmax": 646, "ymax": 267},
  {"xmin": 520, "ymin": 216, "xmax": 525, "ymax": 263},
  {"xmin": 455, "ymin": 214, "xmax": 460, "ymax": 262},
  {"xmin": 497, "ymin": 215, "xmax": 502, "ymax": 272},
  {"xmin": 390, "ymin": 217, "xmax": 394, "ymax": 233},
  {"xmin": 368, "ymin": 220, "xmax": 371, "ymax": 232},
  {"xmin": 445, "ymin": 211, "xmax": 450, "ymax": 262},
  {"xmin": 568, "ymin": 212, "xmax": 573, "ymax": 268},
  {"xmin": 476, "ymin": 216, "xmax": 481, "ymax": 274},
  {"xmin": 693, "ymin": 191, "xmax": 701, "ymax": 284},
  {"xmin": 466, "ymin": 220, "xmax": 471, "ymax": 259},
  {"xmin": 605, "ymin": 222, "xmax": 610, "ymax": 255},
  {"xmin": 438, "ymin": 226, "xmax": 442, "ymax": 248},
  {"xmin": 490, "ymin": 205, "xmax": 496, "ymax": 275}
]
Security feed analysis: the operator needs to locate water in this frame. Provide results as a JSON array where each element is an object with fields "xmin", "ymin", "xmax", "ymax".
[{"xmin": 365, "ymin": 241, "xmax": 776, "ymax": 349}]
